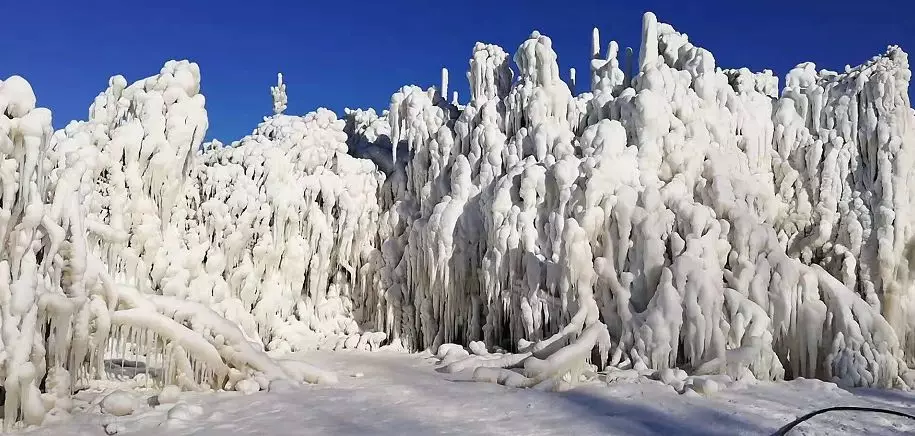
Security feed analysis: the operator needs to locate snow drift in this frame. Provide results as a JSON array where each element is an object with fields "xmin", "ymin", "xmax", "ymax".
[{"xmin": 2, "ymin": 10, "xmax": 915, "ymax": 430}]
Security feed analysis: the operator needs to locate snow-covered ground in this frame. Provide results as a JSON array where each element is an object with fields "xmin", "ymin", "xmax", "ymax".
[{"xmin": 16, "ymin": 351, "xmax": 915, "ymax": 436}]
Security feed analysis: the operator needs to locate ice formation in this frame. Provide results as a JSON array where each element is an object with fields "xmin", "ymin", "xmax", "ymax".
[
  {"xmin": 350, "ymin": 14, "xmax": 915, "ymax": 391},
  {"xmin": 271, "ymin": 73, "xmax": 287, "ymax": 115},
  {"xmin": 0, "ymin": 61, "xmax": 339, "ymax": 430},
  {"xmin": 2, "ymin": 10, "xmax": 915, "ymax": 430},
  {"xmin": 192, "ymin": 108, "xmax": 385, "ymax": 355}
]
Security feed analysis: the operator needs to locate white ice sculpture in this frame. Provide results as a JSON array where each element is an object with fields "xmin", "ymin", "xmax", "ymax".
[{"xmin": 271, "ymin": 73, "xmax": 288, "ymax": 115}]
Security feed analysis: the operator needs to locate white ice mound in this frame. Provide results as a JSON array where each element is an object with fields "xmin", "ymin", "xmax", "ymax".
[
  {"xmin": 355, "ymin": 13, "xmax": 915, "ymax": 391},
  {"xmin": 100, "ymin": 390, "xmax": 136, "ymax": 416}
]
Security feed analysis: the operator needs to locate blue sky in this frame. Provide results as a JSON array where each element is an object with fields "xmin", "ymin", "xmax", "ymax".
[{"xmin": 2, "ymin": 0, "xmax": 911, "ymax": 141}]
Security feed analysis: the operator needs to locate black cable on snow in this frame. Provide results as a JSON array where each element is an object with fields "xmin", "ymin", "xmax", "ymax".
[{"xmin": 769, "ymin": 406, "xmax": 915, "ymax": 435}]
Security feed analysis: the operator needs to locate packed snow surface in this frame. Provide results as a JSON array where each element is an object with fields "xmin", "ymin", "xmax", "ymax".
[
  {"xmin": 2, "ymin": 10, "xmax": 915, "ymax": 433},
  {"xmin": 13, "ymin": 351, "xmax": 915, "ymax": 435}
]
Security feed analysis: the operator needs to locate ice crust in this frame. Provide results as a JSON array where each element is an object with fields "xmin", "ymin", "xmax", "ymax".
[{"xmin": 2, "ymin": 11, "xmax": 915, "ymax": 430}]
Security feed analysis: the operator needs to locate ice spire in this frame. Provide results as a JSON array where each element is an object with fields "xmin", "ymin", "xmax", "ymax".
[
  {"xmin": 569, "ymin": 67, "xmax": 577, "ymax": 93},
  {"xmin": 441, "ymin": 67, "xmax": 449, "ymax": 101},
  {"xmin": 639, "ymin": 12, "xmax": 659, "ymax": 71},
  {"xmin": 592, "ymin": 27, "xmax": 601, "ymax": 59},
  {"xmin": 271, "ymin": 72, "xmax": 287, "ymax": 115}
]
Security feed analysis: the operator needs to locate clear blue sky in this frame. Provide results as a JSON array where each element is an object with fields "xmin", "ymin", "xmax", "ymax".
[{"xmin": 2, "ymin": 0, "xmax": 911, "ymax": 141}]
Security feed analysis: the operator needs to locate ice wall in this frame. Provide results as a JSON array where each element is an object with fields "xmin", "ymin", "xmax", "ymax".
[
  {"xmin": 355, "ymin": 13, "xmax": 915, "ymax": 390},
  {"xmin": 191, "ymin": 110, "xmax": 387, "ymax": 353},
  {"xmin": 0, "ymin": 62, "xmax": 339, "ymax": 430},
  {"xmin": 64, "ymin": 61, "xmax": 387, "ymax": 360}
]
